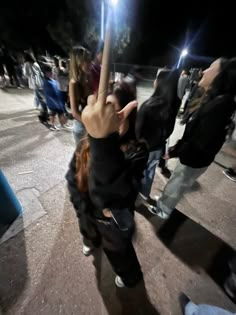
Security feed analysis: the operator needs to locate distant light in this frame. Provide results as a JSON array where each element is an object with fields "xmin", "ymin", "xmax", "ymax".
[
  {"xmin": 111, "ymin": 0, "xmax": 118, "ymax": 6},
  {"xmin": 181, "ymin": 49, "xmax": 188, "ymax": 57}
]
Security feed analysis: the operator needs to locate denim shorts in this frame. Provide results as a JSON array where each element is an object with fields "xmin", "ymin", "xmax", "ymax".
[
  {"xmin": 48, "ymin": 108, "xmax": 65, "ymax": 116},
  {"xmin": 73, "ymin": 120, "xmax": 85, "ymax": 144}
]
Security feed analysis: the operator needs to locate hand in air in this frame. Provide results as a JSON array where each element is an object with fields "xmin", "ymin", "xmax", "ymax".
[{"xmin": 82, "ymin": 95, "xmax": 137, "ymax": 138}]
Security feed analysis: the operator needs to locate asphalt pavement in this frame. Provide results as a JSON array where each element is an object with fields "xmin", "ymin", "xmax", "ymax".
[{"xmin": 0, "ymin": 87, "xmax": 235, "ymax": 315}]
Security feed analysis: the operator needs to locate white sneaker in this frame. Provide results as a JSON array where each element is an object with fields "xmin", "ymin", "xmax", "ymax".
[
  {"xmin": 53, "ymin": 125, "xmax": 61, "ymax": 131},
  {"xmin": 49, "ymin": 125, "xmax": 57, "ymax": 131},
  {"xmin": 82, "ymin": 244, "xmax": 93, "ymax": 256},
  {"xmin": 115, "ymin": 276, "xmax": 125, "ymax": 288},
  {"xmin": 154, "ymin": 196, "xmax": 170, "ymax": 219},
  {"xmin": 146, "ymin": 204, "xmax": 159, "ymax": 215},
  {"xmin": 136, "ymin": 193, "xmax": 160, "ymax": 215},
  {"xmin": 61, "ymin": 123, "xmax": 73, "ymax": 130}
]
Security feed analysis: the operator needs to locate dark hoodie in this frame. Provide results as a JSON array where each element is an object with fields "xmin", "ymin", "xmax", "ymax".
[
  {"xmin": 66, "ymin": 133, "xmax": 148, "ymax": 220},
  {"xmin": 169, "ymin": 95, "xmax": 235, "ymax": 168}
]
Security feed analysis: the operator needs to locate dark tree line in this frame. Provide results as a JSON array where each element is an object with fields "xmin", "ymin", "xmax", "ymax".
[{"xmin": 0, "ymin": 0, "xmax": 135, "ymax": 60}]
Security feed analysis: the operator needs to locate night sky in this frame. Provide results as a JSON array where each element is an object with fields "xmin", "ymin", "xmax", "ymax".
[
  {"xmin": 131, "ymin": 0, "xmax": 236, "ymax": 65},
  {"xmin": 1, "ymin": 0, "xmax": 236, "ymax": 66}
]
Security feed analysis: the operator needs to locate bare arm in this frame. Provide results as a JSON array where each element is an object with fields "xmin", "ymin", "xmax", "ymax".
[{"xmin": 69, "ymin": 80, "xmax": 82, "ymax": 122}]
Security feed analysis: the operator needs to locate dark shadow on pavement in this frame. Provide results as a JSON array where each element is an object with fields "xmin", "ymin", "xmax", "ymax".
[
  {"xmin": 19, "ymin": 193, "xmax": 159, "ymax": 315},
  {"xmin": 0, "ymin": 218, "xmax": 28, "ymax": 312},
  {"xmin": 136, "ymin": 204, "xmax": 235, "ymax": 298},
  {"xmin": 92, "ymin": 249, "xmax": 160, "ymax": 315}
]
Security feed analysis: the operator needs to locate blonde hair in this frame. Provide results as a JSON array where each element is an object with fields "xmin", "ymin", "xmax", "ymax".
[{"xmin": 69, "ymin": 46, "xmax": 91, "ymax": 81}]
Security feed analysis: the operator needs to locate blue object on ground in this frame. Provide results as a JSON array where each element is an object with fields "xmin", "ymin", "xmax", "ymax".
[{"xmin": 0, "ymin": 170, "xmax": 22, "ymax": 225}]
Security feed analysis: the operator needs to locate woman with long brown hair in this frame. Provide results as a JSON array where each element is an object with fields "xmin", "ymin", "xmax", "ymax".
[
  {"xmin": 66, "ymin": 81, "xmax": 148, "ymax": 288},
  {"xmin": 69, "ymin": 46, "xmax": 92, "ymax": 144}
]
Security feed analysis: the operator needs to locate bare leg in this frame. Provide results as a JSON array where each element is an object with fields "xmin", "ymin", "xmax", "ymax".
[
  {"xmin": 58, "ymin": 114, "xmax": 67, "ymax": 126},
  {"xmin": 49, "ymin": 116, "xmax": 55, "ymax": 126}
]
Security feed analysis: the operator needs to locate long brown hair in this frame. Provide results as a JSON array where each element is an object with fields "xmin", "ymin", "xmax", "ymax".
[
  {"xmin": 69, "ymin": 46, "xmax": 91, "ymax": 81},
  {"xmin": 69, "ymin": 46, "xmax": 92, "ymax": 109},
  {"xmin": 75, "ymin": 137, "xmax": 90, "ymax": 193}
]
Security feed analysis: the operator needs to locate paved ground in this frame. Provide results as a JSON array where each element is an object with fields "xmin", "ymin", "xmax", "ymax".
[{"xmin": 0, "ymin": 87, "xmax": 236, "ymax": 315}]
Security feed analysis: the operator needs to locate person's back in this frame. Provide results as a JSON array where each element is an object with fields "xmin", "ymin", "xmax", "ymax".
[
  {"xmin": 66, "ymin": 81, "xmax": 148, "ymax": 288},
  {"xmin": 177, "ymin": 70, "xmax": 189, "ymax": 100},
  {"xmin": 135, "ymin": 69, "xmax": 180, "ymax": 200},
  {"xmin": 44, "ymin": 75, "xmax": 63, "ymax": 111},
  {"xmin": 58, "ymin": 66, "xmax": 68, "ymax": 92},
  {"xmin": 136, "ymin": 69, "xmax": 180, "ymax": 151}
]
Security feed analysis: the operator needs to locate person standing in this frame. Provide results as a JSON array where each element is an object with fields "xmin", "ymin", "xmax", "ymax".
[
  {"xmin": 23, "ymin": 53, "xmax": 48, "ymax": 123},
  {"xmin": 150, "ymin": 58, "xmax": 236, "ymax": 219},
  {"xmin": 67, "ymin": 81, "xmax": 148, "ymax": 288},
  {"xmin": 178, "ymin": 69, "xmax": 190, "ymax": 100},
  {"xmin": 0, "ymin": 51, "xmax": 6, "ymax": 88},
  {"xmin": 57, "ymin": 59, "xmax": 69, "ymax": 107},
  {"xmin": 135, "ymin": 69, "xmax": 180, "ymax": 202},
  {"xmin": 2, "ymin": 49, "xmax": 19, "ymax": 87},
  {"xmin": 69, "ymin": 46, "xmax": 92, "ymax": 144},
  {"xmin": 43, "ymin": 65, "xmax": 70, "ymax": 131}
]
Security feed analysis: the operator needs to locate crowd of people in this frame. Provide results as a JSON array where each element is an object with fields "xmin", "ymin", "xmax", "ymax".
[
  {"xmin": 62, "ymin": 39, "xmax": 236, "ymax": 315},
  {"xmin": 67, "ymin": 50, "xmax": 236, "ymax": 314},
  {"xmin": 0, "ymin": 45, "xmax": 104, "ymax": 133},
  {"xmin": 1, "ymin": 42, "xmax": 236, "ymax": 313}
]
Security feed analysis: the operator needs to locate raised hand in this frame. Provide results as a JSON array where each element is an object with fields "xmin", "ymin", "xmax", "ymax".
[{"xmin": 82, "ymin": 97, "xmax": 137, "ymax": 139}]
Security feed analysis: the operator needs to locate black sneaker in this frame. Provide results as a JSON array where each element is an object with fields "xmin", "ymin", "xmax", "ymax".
[
  {"xmin": 223, "ymin": 169, "xmax": 236, "ymax": 182},
  {"xmin": 179, "ymin": 293, "xmax": 190, "ymax": 315}
]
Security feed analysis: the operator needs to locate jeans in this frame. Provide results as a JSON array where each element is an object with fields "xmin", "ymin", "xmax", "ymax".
[
  {"xmin": 157, "ymin": 161, "xmax": 208, "ymax": 215},
  {"xmin": 73, "ymin": 120, "xmax": 85, "ymax": 145},
  {"xmin": 140, "ymin": 149, "xmax": 163, "ymax": 198},
  {"xmin": 185, "ymin": 302, "xmax": 236, "ymax": 315}
]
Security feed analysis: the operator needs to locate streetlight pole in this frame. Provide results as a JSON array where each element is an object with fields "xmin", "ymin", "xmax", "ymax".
[{"xmin": 101, "ymin": 0, "xmax": 105, "ymax": 40}]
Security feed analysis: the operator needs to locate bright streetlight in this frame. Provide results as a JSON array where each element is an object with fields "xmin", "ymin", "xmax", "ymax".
[
  {"xmin": 181, "ymin": 49, "xmax": 188, "ymax": 57},
  {"xmin": 177, "ymin": 48, "xmax": 189, "ymax": 69},
  {"xmin": 111, "ymin": 0, "xmax": 118, "ymax": 5}
]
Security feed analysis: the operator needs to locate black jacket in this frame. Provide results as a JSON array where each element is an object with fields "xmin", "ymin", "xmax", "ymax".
[
  {"xmin": 169, "ymin": 95, "xmax": 236, "ymax": 168},
  {"xmin": 66, "ymin": 134, "xmax": 148, "ymax": 218},
  {"xmin": 88, "ymin": 134, "xmax": 148, "ymax": 211},
  {"xmin": 136, "ymin": 96, "xmax": 179, "ymax": 151}
]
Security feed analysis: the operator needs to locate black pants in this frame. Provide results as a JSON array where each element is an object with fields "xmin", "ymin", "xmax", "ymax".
[
  {"xmin": 96, "ymin": 218, "xmax": 143, "ymax": 287},
  {"xmin": 80, "ymin": 213, "xmax": 143, "ymax": 288},
  {"xmin": 9, "ymin": 72, "xmax": 19, "ymax": 87},
  {"xmin": 36, "ymin": 89, "xmax": 49, "ymax": 123},
  {"xmin": 158, "ymin": 143, "xmax": 167, "ymax": 169}
]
